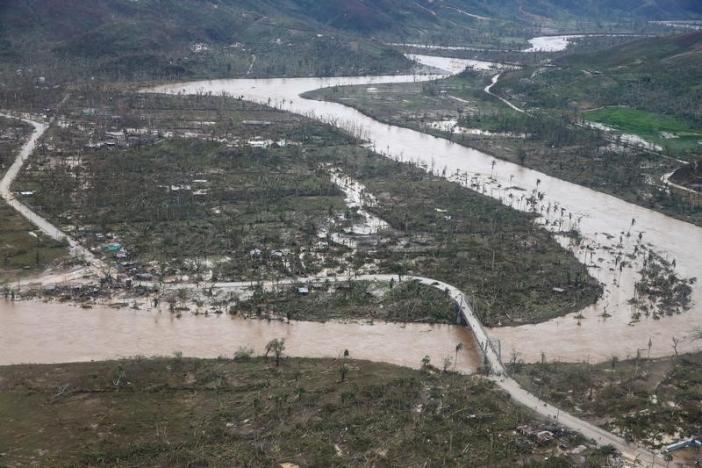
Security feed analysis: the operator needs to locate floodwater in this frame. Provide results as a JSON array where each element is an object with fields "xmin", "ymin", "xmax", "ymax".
[
  {"xmin": 405, "ymin": 53, "xmax": 505, "ymax": 72},
  {"xmin": 427, "ymin": 120, "xmax": 527, "ymax": 138},
  {"xmin": 147, "ymin": 54, "xmax": 702, "ymax": 364},
  {"xmin": 584, "ymin": 121, "xmax": 662, "ymax": 152},
  {"xmin": 525, "ymin": 34, "xmax": 646, "ymax": 53},
  {"xmin": 525, "ymin": 35, "xmax": 585, "ymax": 52},
  {"xmin": 387, "ymin": 43, "xmax": 499, "ymax": 53},
  {"xmin": 392, "ymin": 35, "xmax": 643, "ymax": 54},
  {"xmin": 0, "ymin": 299, "xmax": 482, "ymax": 372},
  {"xmin": 329, "ymin": 169, "xmax": 389, "ymax": 236}
]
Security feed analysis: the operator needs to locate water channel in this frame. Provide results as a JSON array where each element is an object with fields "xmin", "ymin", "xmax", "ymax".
[
  {"xmin": 1, "ymin": 55, "xmax": 700, "ymax": 368},
  {"xmin": 148, "ymin": 54, "xmax": 702, "ymax": 363}
]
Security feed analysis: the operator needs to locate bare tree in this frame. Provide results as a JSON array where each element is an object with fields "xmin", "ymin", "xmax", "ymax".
[
  {"xmin": 339, "ymin": 349, "xmax": 350, "ymax": 382},
  {"xmin": 672, "ymin": 337, "xmax": 680, "ymax": 358},
  {"xmin": 265, "ymin": 338, "xmax": 286, "ymax": 367}
]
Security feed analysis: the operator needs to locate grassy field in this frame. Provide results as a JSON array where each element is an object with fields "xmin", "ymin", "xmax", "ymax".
[
  {"xmin": 497, "ymin": 33, "xmax": 702, "ymax": 156},
  {"xmin": 586, "ymin": 107, "xmax": 693, "ymax": 136},
  {"xmin": 511, "ymin": 352, "xmax": 702, "ymax": 450},
  {"xmin": 0, "ymin": 116, "xmax": 67, "ymax": 281},
  {"xmin": 0, "ymin": 357, "xmax": 615, "ymax": 467},
  {"xmin": 0, "ymin": 203, "xmax": 68, "ymax": 281},
  {"xmin": 585, "ymin": 107, "xmax": 702, "ymax": 153},
  {"xmin": 237, "ymin": 280, "xmax": 458, "ymax": 324}
]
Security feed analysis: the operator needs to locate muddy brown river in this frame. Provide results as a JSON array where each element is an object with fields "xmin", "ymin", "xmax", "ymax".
[
  {"xmin": 1, "ymin": 55, "xmax": 700, "ymax": 370},
  {"xmin": 0, "ymin": 299, "xmax": 482, "ymax": 372},
  {"xmin": 148, "ymin": 54, "xmax": 702, "ymax": 363}
]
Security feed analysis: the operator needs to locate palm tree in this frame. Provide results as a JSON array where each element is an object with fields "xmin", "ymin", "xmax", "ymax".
[{"xmin": 454, "ymin": 343, "xmax": 464, "ymax": 371}]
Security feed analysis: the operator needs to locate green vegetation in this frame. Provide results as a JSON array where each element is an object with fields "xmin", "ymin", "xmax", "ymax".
[
  {"xmin": 15, "ymin": 93, "xmax": 355, "ymax": 282},
  {"xmin": 0, "ymin": 0, "xmax": 411, "ymax": 82},
  {"xmin": 308, "ymin": 68, "xmax": 702, "ymax": 226},
  {"xmin": 585, "ymin": 106, "xmax": 702, "ymax": 153},
  {"xmin": 237, "ymin": 280, "xmax": 457, "ymax": 324},
  {"xmin": 12, "ymin": 89, "xmax": 599, "ymax": 326},
  {"xmin": 587, "ymin": 107, "xmax": 693, "ymax": 137},
  {"xmin": 497, "ymin": 32, "xmax": 702, "ymax": 154},
  {"xmin": 0, "ymin": 357, "xmax": 609, "ymax": 467},
  {"xmin": 336, "ymin": 150, "xmax": 602, "ymax": 326},
  {"xmin": 511, "ymin": 352, "xmax": 702, "ymax": 449},
  {"xmin": 0, "ymin": 116, "xmax": 66, "ymax": 280}
]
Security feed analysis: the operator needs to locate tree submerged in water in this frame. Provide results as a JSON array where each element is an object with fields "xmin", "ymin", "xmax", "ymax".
[{"xmin": 629, "ymin": 251, "xmax": 697, "ymax": 320}]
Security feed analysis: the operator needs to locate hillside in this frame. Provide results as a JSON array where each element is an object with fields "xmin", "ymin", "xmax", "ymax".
[
  {"xmin": 0, "ymin": 0, "xmax": 412, "ymax": 80},
  {"xmin": 510, "ymin": 0, "xmax": 702, "ymax": 21},
  {"xmin": 560, "ymin": 30, "xmax": 702, "ymax": 69},
  {"xmin": 497, "ymin": 32, "xmax": 702, "ymax": 132},
  {"xmin": 252, "ymin": 0, "xmax": 702, "ymax": 32},
  {"xmin": 565, "ymin": 32, "xmax": 702, "ymax": 126},
  {"xmin": 1, "ymin": 0, "xmax": 702, "ymax": 83}
]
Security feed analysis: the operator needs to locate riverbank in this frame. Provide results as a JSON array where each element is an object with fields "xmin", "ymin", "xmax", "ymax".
[
  {"xmin": 0, "ymin": 298, "xmax": 481, "ymax": 372},
  {"xmin": 0, "ymin": 357, "xmax": 616, "ymax": 467},
  {"xmin": 304, "ymin": 71, "xmax": 702, "ymax": 227},
  {"xmin": 510, "ymin": 351, "xmax": 702, "ymax": 451},
  {"xmin": 5, "ymin": 86, "xmax": 597, "ymax": 327},
  {"xmin": 147, "ymin": 55, "xmax": 702, "ymax": 364}
]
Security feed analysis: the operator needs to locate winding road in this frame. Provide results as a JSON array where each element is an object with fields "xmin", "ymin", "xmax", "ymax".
[
  {"xmin": 0, "ymin": 113, "xmax": 107, "ymax": 276},
  {"xmin": 0, "ymin": 110, "xmax": 668, "ymax": 465},
  {"xmin": 154, "ymin": 274, "xmax": 663, "ymax": 465},
  {"xmin": 484, "ymin": 73, "xmax": 526, "ymax": 113},
  {"xmin": 148, "ymin": 56, "xmax": 702, "ymax": 365}
]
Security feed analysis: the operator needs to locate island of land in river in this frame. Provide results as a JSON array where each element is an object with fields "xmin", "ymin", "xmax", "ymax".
[{"xmin": 7, "ymin": 90, "xmax": 600, "ymax": 327}]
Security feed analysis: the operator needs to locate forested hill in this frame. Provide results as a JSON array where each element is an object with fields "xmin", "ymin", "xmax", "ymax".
[
  {"xmin": 560, "ymin": 31, "xmax": 702, "ymax": 123},
  {"xmin": 559, "ymin": 31, "xmax": 702, "ymax": 69},
  {"xmin": 504, "ymin": 0, "xmax": 702, "ymax": 22},
  {"xmin": 256, "ymin": 0, "xmax": 702, "ymax": 32},
  {"xmin": 496, "ymin": 31, "xmax": 702, "ymax": 130},
  {"xmin": 1, "ymin": 0, "xmax": 701, "ymax": 81},
  {"xmin": 0, "ymin": 0, "xmax": 415, "ymax": 80}
]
